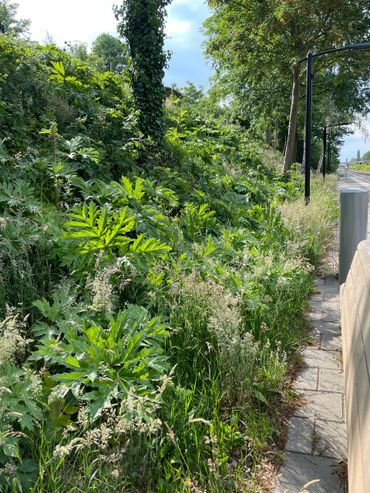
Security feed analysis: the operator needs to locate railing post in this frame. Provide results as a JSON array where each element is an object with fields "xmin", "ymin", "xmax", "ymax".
[{"xmin": 339, "ymin": 188, "xmax": 369, "ymax": 284}]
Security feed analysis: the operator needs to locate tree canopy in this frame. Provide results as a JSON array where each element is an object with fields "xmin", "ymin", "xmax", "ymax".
[
  {"xmin": 0, "ymin": 0, "xmax": 30, "ymax": 36},
  {"xmin": 91, "ymin": 33, "xmax": 129, "ymax": 74},
  {"xmin": 205, "ymin": 0, "xmax": 370, "ymax": 171}
]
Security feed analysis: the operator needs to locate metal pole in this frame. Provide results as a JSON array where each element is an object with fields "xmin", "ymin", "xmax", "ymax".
[
  {"xmin": 300, "ymin": 42, "xmax": 370, "ymax": 204},
  {"xmin": 339, "ymin": 188, "xmax": 369, "ymax": 284},
  {"xmin": 323, "ymin": 126, "xmax": 327, "ymax": 180},
  {"xmin": 304, "ymin": 51, "xmax": 313, "ymax": 205}
]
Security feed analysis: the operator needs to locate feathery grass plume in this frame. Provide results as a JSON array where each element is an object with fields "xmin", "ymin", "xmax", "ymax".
[{"xmin": 0, "ymin": 308, "xmax": 30, "ymax": 365}]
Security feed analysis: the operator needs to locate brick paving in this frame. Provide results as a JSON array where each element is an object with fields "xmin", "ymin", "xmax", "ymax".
[
  {"xmin": 275, "ymin": 275, "xmax": 346, "ymax": 493},
  {"xmin": 274, "ymin": 173, "xmax": 370, "ymax": 493}
]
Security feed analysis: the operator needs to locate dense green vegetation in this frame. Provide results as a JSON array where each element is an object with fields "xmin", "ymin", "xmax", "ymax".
[
  {"xmin": 351, "ymin": 163, "xmax": 370, "ymax": 171},
  {"xmin": 0, "ymin": 3, "xmax": 341, "ymax": 493},
  {"xmin": 350, "ymin": 149, "xmax": 370, "ymax": 170}
]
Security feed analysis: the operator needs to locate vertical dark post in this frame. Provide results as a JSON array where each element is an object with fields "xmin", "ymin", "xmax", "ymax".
[
  {"xmin": 328, "ymin": 138, "xmax": 331, "ymax": 174},
  {"xmin": 304, "ymin": 51, "xmax": 313, "ymax": 205},
  {"xmin": 322, "ymin": 126, "xmax": 327, "ymax": 180}
]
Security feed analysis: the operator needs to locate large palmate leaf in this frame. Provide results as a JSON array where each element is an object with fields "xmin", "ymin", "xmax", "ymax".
[
  {"xmin": 32, "ymin": 305, "xmax": 170, "ymax": 420},
  {"xmin": 64, "ymin": 202, "xmax": 135, "ymax": 254},
  {"xmin": 62, "ymin": 202, "xmax": 171, "ymax": 271}
]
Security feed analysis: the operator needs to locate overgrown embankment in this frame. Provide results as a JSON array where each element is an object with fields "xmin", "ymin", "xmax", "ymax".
[
  {"xmin": 350, "ymin": 163, "xmax": 370, "ymax": 171},
  {"xmin": 0, "ymin": 37, "xmax": 337, "ymax": 492}
]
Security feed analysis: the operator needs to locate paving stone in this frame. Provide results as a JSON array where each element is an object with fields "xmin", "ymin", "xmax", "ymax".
[
  {"xmin": 274, "ymin": 481, "xmax": 291, "ymax": 493},
  {"xmin": 310, "ymin": 299, "xmax": 324, "ymax": 311},
  {"xmin": 320, "ymin": 279, "xmax": 339, "ymax": 293},
  {"xmin": 324, "ymin": 292, "xmax": 339, "ymax": 302},
  {"xmin": 318, "ymin": 368, "xmax": 344, "ymax": 393},
  {"xmin": 303, "ymin": 348, "xmax": 341, "ymax": 370},
  {"xmin": 315, "ymin": 279, "xmax": 326, "ymax": 287},
  {"xmin": 313, "ymin": 321, "xmax": 341, "ymax": 337},
  {"xmin": 322, "ymin": 277, "xmax": 338, "ymax": 288},
  {"xmin": 295, "ymin": 391, "xmax": 344, "ymax": 422},
  {"xmin": 276, "ymin": 452, "xmax": 344, "ymax": 492},
  {"xmin": 308, "ymin": 311, "xmax": 323, "ymax": 322},
  {"xmin": 313, "ymin": 420, "xmax": 347, "ymax": 459},
  {"xmin": 321, "ymin": 300, "xmax": 340, "ymax": 312},
  {"xmin": 323, "ymin": 292, "xmax": 340, "ymax": 301},
  {"xmin": 295, "ymin": 367, "xmax": 319, "ymax": 391},
  {"xmin": 321, "ymin": 311, "xmax": 341, "ymax": 323},
  {"xmin": 309, "ymin": 326, "xmax": 322, "ymax": 344},
  {"xmin": 320, "ymin": 332, "xmax": 342, "ymax": 351},
  {"xmin": 310, "ymin": 294, "xmax": 324, "ymax": 303},
  {"xmin": 273, "ymin": 221, "xmax": 347, "ymax": 493},
  {"xmin": 285, "ymin": 417, "xmax": 314, "ymax": 454}
]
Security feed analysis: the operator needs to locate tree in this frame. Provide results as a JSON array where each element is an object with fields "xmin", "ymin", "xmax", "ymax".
[
  {"xmin": 64, "ymin": 41, "xmax": 89, "ymax": 62},
  {"xmin": 363, "ymin": 150, "xmax": 370, "ymax": 162},
  {"xmin": 91, "ymin": 33, "xmax": 128, "ymax": 74},
  {"xmin": 357, "ymin": 149, "xmax": 361, "ymax": 161},
  {"xmin": 115, "ymin": 0, "xmax": 171, "ymax": 143},
  {"xmin": 0, "ymin": 0, "xmax": 30, "ymax": 37},
  {"xmin": 205, "ymin": 0, "xmax": 370, "ymax": 172}
]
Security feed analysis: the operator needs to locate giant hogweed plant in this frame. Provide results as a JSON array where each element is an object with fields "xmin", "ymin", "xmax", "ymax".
[
  {"xmin": 62, "ymin": 202, "xmax": 171, "ymax": 272},
  {"xmin": 0, "ymin": 313, "xmax": 43, "ymax": 491},
  {"xmin": 31, "ymin": 304, "xmax": 171, "ymax": 422},
  {"xmin": 0, "ymin": 364, "xmax": 43, "ymax": 491}
]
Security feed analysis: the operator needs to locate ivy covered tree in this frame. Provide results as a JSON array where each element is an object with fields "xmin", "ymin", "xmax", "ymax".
[{"xmin": 115, "ymin": 0, "xmax": 171, "ymax": 143}]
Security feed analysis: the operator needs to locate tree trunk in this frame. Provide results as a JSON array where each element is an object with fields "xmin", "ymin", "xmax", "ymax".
[
  {"xmin": 317, "ymin": 152, "xmax": 323, "ymax": 173},
  {"xmin": 283, "ymin": 64, "xmax": 301, "ymax": 173},
  {"xmin": 265, "ymin": 126, "xmax": 272, "ymax": 146},
  {"xmin": 273, "ymin": 120, "xmax": 279, "ymax": 150}
]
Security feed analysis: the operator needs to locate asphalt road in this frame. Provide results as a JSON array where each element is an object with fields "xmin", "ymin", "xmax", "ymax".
[{"xmin": 338, "ymin": 170, "xmax": 370, "ymax": 192}]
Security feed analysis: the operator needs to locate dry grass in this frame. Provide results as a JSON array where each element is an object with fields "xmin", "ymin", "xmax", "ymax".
[{"xmin": 280, "ymin": 175, "xmax": 338, "ymax": 262}]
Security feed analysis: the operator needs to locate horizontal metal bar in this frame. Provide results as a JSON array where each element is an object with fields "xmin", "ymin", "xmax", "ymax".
[
  {"xmin": 297, "ymin": 41, "xmax": 370, "ymax": 64},
  {"xmin": 326, "ymin": 122, "xmax": 352, "ymax": 128},
  {"xmin": 313, "ymin": 42, "xmax": 370, "ymax": 58}
]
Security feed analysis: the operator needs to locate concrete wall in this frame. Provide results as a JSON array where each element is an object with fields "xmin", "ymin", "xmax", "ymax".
[{"xmin": 341, "ymin": 240, "xmax": 370, "ymax": 493}]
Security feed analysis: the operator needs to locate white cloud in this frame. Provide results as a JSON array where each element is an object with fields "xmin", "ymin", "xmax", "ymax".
[
  {"xmin": 14, "ymin": 0, "xmax": 212, "ymax": 86},
  {"xmin": 165, "ymin": 18, "xmax": 192, "ymax": 38},
  {"xmin": 16, "ymin": 0, "xmax": 117, "ymax": 46},
  {"xmin": 169, "ymin": 0, "xmax": 205, "ymax": 12}
]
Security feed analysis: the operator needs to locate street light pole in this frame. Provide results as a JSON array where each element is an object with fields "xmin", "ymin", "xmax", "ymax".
[
  {"xmin": 322, "ymin": 126, "xmax": 327, "ymax": 180},
  {"xmin": 304, "ymin": 51, "xmax": 313, "ymax": 205},
  {"xmin": 302, "ymin": 41, "xmax": 370, "ymax": 204}
]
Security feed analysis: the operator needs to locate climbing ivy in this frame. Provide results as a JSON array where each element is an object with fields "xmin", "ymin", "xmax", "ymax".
[{"xmin": 116, "ymin": 0, "xmax": 171, "ymax": 144}]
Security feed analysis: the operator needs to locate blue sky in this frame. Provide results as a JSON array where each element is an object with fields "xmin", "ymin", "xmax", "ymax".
[
  {"xmin": 14, "ymin": 0, "xmax": 370, "ymax": 160},
  {"xmin": 165, "ymin": 0, "xmax": 212, "ymax": 88},
  {"xmin": 15, "ymin": 0, "xmax": 213, "ymax": 88},
  {"xmin": 339, "ymin": 121, "xmax": 370, "ymax": 162}
]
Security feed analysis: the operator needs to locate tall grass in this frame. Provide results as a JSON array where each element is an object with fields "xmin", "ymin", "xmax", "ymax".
[{"xmin": 280, "ymin": 175, "xmax": 338, "ymax": 265}]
